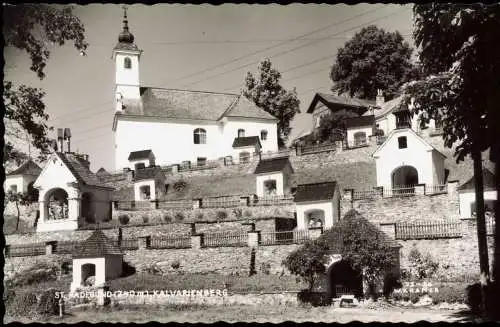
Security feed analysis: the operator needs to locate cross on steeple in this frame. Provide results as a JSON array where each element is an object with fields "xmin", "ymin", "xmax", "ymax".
[{"xmin": 122, "ymin": 5, "xmax": 129, "ymax": 31}]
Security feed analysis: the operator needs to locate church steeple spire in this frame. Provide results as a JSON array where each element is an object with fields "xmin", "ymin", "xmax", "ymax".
[{"xmin": 118, "ymin": 5, "xmax": 135, "ymax": 44}]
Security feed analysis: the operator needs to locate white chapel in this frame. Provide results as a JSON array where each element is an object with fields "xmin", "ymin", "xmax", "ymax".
[{"xmin": 111, "ymin": 11, "xmax": 279, "ymax": 170}]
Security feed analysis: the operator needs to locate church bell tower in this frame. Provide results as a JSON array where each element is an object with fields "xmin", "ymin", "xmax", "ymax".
[{"xmin": 112, "ymin": 6, "xmax": 142, "ymax": 112}]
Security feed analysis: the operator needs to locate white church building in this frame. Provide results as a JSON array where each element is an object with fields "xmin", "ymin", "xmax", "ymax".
[{"xmin": 111, "ymin": 11, "xmax": 279, "ymax": 170}]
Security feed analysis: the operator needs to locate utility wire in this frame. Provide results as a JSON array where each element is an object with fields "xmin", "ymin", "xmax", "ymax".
[{"xmin": 177, "ymin": 7, "xmax": 409, "ymax": 89}]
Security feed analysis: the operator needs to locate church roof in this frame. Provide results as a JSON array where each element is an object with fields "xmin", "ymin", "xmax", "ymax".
[
  {"xmin": 128, "ymin": 149, "xmax": 154, "ymax": 160},
  {"xmin": 293, "ymin": 181, "xmax": 338, "ymax": 203},
  {"xmin": 457, "ymin": 169, "xmax": 496, "ymax": 192},
  {"xmin": 120, "ymin": 88, "xmax": 276, "ymax": 122},
  {"xmin": 232, "ymin": 136, "xmax": 261, "ymax": 148},
  {"xmin": 345, "ymin": 115, "xmax": 375, "ymax": 128},
  {"xmin": 73, "ymin": 230, "xmax": 123, "ymax": 258},
  {"xmin": 6, "ymin": 159, "xmax": 42, "ymax": 176},
  {"xmin": 254, "ymin": 157, "xmax": 292, "ymax": 174},
  {"xmin": 55, "ymin": 152, "xmax": 113, "ymax": 189},
  {"xmin": 363, "ymin": 96, "xmax": 404, "ymax": 119}
]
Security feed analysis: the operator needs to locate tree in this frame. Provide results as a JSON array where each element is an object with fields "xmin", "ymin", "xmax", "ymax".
[
  {"xmin": 282, "ymin": 240, "xmax": 329, "ymax": 291},
  {"xmin": 317, "ymin": 111, "xmax": 359, "ymax": 144},
  {"xmin": 330, "ymin": 25, "xmax": 419, "ymax": 101},
  {"xmin": 243, "ymin": 58, "xmax": 301, "ymax": 144},
  {"xmin": 401, "ymin": 3, "xmax": 500, "ymax": 315},
  {"xmin": 5, "ymin": 190, "xmax": 34, "ymax": 232},
  {"xmin": 3, "ymin": 4, "xmax": 88, "ymax": 166}
]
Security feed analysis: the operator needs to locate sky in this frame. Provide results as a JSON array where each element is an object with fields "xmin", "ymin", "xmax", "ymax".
[{"xmin": 4, "ymin": 3, "xmax": 415, "ymax": 171}]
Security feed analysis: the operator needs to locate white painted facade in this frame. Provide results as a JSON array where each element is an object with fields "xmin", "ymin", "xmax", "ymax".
[
  {"xmin": 113, "ymin": 50, "xmax": 142, "ymax": 107},
  {"xmin": 70, "ymin": 255, "xmax": 123, "ymax": 292},
  {"xmin": 134, "ymin": 179, "xmax": 156, "ymax": 201},
  {"xmin": 256, "ymin": 172, "xmax": 284, "ymax": 197},
  {"xmin": 459, "ymin": 190, "xmax": 497, "ymax": 218},
  {"xmin": 373, "ymin": 128, "xmax": 446, "ymax": 189},
  {"xmin": 114, "ymin": 117, "xmax": 277, "ymax": 169},
  {"xmin": 34, "ymin": 154, "xmax": 113, "ymax": 232},
  {"xmin": 296, "ymin": 200, "xmax": 336, "ymax": 230},
  {"xmin": 232, "ymin": 145, "xmax": 259, "ymax": 164},
  {"xmin": 346, "ymin": 126, "xmax": 373, "ymax": 147},
  {"xmin": 4, "ymin": 175, "xmax": 37, "ymax": 194},
  {"xmin": 129, "ymin": 157, "xmax": 154, "ymax": 170}
]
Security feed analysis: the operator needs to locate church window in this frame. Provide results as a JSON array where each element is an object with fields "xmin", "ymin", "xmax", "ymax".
[
  {"xmin": 139, "ymin": 185, "xmax": 151, "ymax": 200},
  {"xmin": 398, "ymin": 136, "xmax": 408, "ymax": 149},
  {"xmin": 238, "ymin": 129, "xmax": 245, "ymax": 138},
  {"xmin": 193, "ymin": 128, "xmax": 207, "ymax": 144},
  {"xmin": 261, "ymin": 130, "xmax": 268, "ymax": 141},
  {"xmin": 124, "ymin": 57, "xmax": 132, "ymax": 69}
]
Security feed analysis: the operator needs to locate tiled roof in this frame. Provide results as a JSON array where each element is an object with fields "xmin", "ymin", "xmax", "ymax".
[
  {"xmin": 55, "ymin": 153, "xmax": 113, "ymax": 189},
  {"xmin": 319, "ymin": 209, "xmax": 401, "ymax": 249},
  {"xmin": 73, "ymin": 230, "xmax": 122, "ymax": 258},
  {"xmin": 364, "ymin": 96, "xmax": 403, "ymax": 119},
  {"xmin": 6, "ymin": 159, "xmax": 42, "ymax": 176},
  {"xmin": 120, "ymin": 88, "xmax": 273, "ymax": 121},
  {"xmin": 293, "ymin": 181, "xmax": 338, "ymax": 203},
  {"xmin": 232, "ymin": 136, "xmax": 261, "ymax": 148},
  {"xmin": 134, "ymin": 166, "xmax": 163, "ymax": 181},
  {"xmin": 457, "ymin": 169, "xmax": 496, "ymax": 192},
  {"xmin": 128, "ymin": 149, "xmax": 153, "ymax": 160},
  {"xmin": 96, "ymin": 167, "xmax": 110, "ymax": 178},
  {"xmin": 223, "ymin": 95, "xmax": 277, "ymax": 120},
  {"xmin": 307, "ymin": 92, "xmax": 375, "ymax": 114},
  {"xmin": 345, "ymin": 115, "xmax": 375, "ymax": 128},
  {"xmin": 254, "ymin": 157, "xmax": 293, "ymax": 174}
]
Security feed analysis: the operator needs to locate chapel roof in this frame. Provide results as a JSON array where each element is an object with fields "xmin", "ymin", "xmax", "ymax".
[
  {"xmin": 6, "ymin": 159, "xmax": 42, "ymax": 176},
  {"xmin": 128, "ymin": 149, "xmax": 154, "ymax": 161},
  {"xmin": 306, "ymin": 92, "xmax": 375, "ymax": 114},
  {"xmin": 55, "ymin": 152, "xmax": 113, "ymax": 189},
  {"xmin": 293, "ymin": 181, "xmax": 338, "ymax": 203},
  {"xmin": 119, "ymin": 88, "xmax": 276, "ymax": 122},
  {"xmin": 73, "ymin": 229, "xmax": 123, "ymax": 258},
  {"xmin": 232, "ymin": 136, "xmax": 261, "ymax": 148},
  {"xmin": 457, "ymin": 169, "xmax": 496, "ymax": 192},
  {"xmin": 254, "ymin": 157, "xmax": 293, "ymax": 174}
]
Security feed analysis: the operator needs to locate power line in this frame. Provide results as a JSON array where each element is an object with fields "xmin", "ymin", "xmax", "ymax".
[
  {"xmin": 47, "ymin": 100, "xmax": 113, "ymax": 124},
  {"xmin": 177, "ymin": 7, "xmax": 410, "ymax": 89},
  {"xmin": 161, "ymin": 5, "xmax": 386, "ymax": 87}
]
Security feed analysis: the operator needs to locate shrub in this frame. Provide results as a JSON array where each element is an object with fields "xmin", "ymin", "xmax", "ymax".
[
  {"xmin": 216, "ymin": 210, "xmax": 228, "ymax": 221},
  {"xmin": 142, "ymin": 215, "xmax": 149, "ymax": 223},
  {"xmin": 243, "ymin": 209, "xmax": 253, "ymax": 218},
  {"xmin": 6, "ymin": 292, "xmax": 39, "ymax": 319},
  {"xmin": 195, "ymin": 212, "xmax": 204, "ymax": 220},
  {"xmin": 118, "ymin": 214, "xmax": 130, "ymax": 225},
  {"xmin": 163, "ymin": 214, "xmax": 173, "ymax": 223},
  {"xmin": 173, "ymin": 180, "xmax": 187, "ymax": 193},
  {"xmin": 233, "ymin": 208, "xmax": 243, "ymax": 219},
  {"xmin": 407, "ymin": 247, "xmax": 439, "ymax": 280},
  {"xmin": 171, "ymin": 260, "xmax": 181, "ymax": 269},
  {"xmin": 297, "ymin": 290, "xmax": 331, "ymax": 307},
  {"xmin": 8, "ymin": 262, "xmax": 58, "ymax": 288},
  {"xmin": 174, "ymin": 212, "xmax": 185, "ymax": 221},
  {"xmin": 37, "ymin": 288, "xmax": 62, "ymax": 317}
]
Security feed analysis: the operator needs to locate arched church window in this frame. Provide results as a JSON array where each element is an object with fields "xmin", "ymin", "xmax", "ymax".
[
  {"xmin": 124, "ymin": 57, "xmax": 132, "ymax": 69},
  {"xmin": 193, "ymin": 128, "xmax": 207, "ymax": 144}
]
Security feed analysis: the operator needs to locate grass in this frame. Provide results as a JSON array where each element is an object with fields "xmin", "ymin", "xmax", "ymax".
[
  {"xmin": 3, "ymin": 214, "xmax": 35, "ymax": 235},
  {"xmin": 108, "ymin": 272, "xmax": 307, "ymax": 293}
]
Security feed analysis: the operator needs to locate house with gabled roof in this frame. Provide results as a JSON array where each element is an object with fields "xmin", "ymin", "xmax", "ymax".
[
  {"xmin": 127, "ymin": 149, "xmax": 155, "ymax": 170},
  {"xmin": 33, "ymin": 152, "xmax": 114, "ymax": 232},
  {"xmin": 293, "ymin": 181, "xmax": 340, "ymax": 230},
  {"xmin": 133, "ymin": 166, "xmax": 166, "ymax": 201},
  {"xmin": 253, "ymin": 157, "xmax": 294, "ymax": 197},
  {"xmin": 110, "ymin": 12, "xmax": 278, "ymax": 170},
  {"xmin": 232, "ymin": 136, "xmax": 261, "ymax": 164},
  {"xmin": 457, "ymin": 169, "xmax": 497, "ymax": 219},
  {"xmin": 70, "ymin": 229, "xmax": 123, "ymax": 292},
  {"xmin": 4, "ymin": 159, "xmax": 42, "ymax": 195}
]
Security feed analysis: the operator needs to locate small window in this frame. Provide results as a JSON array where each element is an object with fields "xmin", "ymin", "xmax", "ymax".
[
  {"xmin": 238, "ymin": 129, "xmax": 245, "ymax": 138},
  {"xmin": 239, "ymin": 151, "xmax": 250, "ymax": 163},
  {"xmin": 165, "ymin": 184, "xmax": 169, "ymax": 193},
  {"xmin": 354, "ymin": 131, "xmax": 367, "ymax": 146},
  {"xmin": 197, "ymin": 157, "xmax": 207, "ymax": 166},
  {"xmin": 124, "ymin": 57, "xmax": 132, "ymax": 69},
  {"xmin": 264, "ymin": 179, "xmax": 277, "ymax": 196},
  {"xmin": 398, "ymin": 136, "xmax": 407, "ymax": 149},
  {"xmin": 193, "ymin": 128, "xmax": 206, "ymax": 144},
  {"xmin": 135, "ymin": 162, "xmax": 146, "ymax": 170},
  {"xmin": 9, "ymin": 185, "xmax": 17, "ymax": 193},
  {"xmin": 260, "ymin": 130, "xmax": 268, "ymax": 141},
  {"xmin": 139, "ymin": 185, "xmax": 151, "ymax": 200}
]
